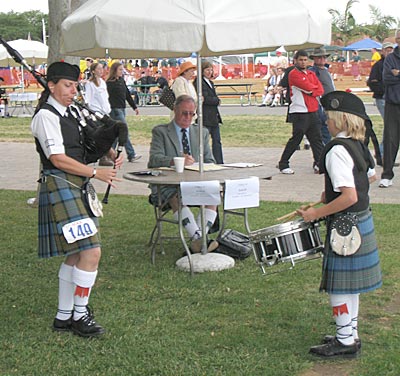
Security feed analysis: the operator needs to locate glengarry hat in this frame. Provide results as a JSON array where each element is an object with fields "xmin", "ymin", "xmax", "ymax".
[
  {"xmin": 309, "ymin": 47, "xmax": 330, "ymax": 59},
  {"xmin": 47, "ymin": 62, "xmax": 80, "ymax": 82},
  {"xmin": 177, "ymin": 61, "xmax": 196, "ymax": 76},
  {"xmin": 321, "ymin": 90, "xmax": 368, "ymax": 120}
]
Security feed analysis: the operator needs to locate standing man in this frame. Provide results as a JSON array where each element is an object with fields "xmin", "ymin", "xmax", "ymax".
[
  {"xmin": 309, "ymin": 47, "xmax": 336, "ymax": 145},
  {"xmin": 278, "ymin": 50, "xmax": 324, "ymax": 174},
  {"xmin": 379, "ymin": 30, "xmax": 400, "ymax": 188},
  {"xmin": 367, "ymin": 42, "xmax": 394, "ymax": 120},
  {"xmin": 148, "ymin": 95, "xmax": 219, "ymax": 253}
]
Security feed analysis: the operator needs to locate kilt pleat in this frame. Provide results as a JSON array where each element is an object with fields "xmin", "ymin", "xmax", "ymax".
[
  {"xmin": 37, "ymin": 170, "xmax": 100, "ymax": 258},
  {"xmin": 320, "ymin": 209, "xmax": 382, "ymax": 294}
]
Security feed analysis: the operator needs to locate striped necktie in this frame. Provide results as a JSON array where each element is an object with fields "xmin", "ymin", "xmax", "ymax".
[{"xmin": 181, "ymin": 128, "xmax": 190, "ymax": 155}]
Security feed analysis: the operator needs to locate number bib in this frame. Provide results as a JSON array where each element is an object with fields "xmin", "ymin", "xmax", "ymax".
[{"xmin": 62, "ymin": 218, "xmax": 98, "ymax": 244}]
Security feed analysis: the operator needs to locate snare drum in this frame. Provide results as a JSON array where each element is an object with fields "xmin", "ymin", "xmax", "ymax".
[{"xmin": 249, "ymin": 219, "xmax": 324, "ymax": 268}]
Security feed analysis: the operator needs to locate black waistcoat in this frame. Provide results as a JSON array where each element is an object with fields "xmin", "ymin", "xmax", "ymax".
[
  {"xmin": 34, "ymin": 103, "xmax": 86, "ymax": 169},
  {"xmin": 320, "ymin": 138, "xmax": 374, "ymax": 213}
]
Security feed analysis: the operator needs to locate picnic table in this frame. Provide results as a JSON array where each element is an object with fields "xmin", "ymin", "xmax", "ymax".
[{"xmin": 213, "ymin": 82, "xmax": 258, "ymax": 106}]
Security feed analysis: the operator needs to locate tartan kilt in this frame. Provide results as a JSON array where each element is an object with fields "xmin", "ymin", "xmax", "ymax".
[
  {"xmin": 320, "ymin": 208, "xmax": 382, "ymax": 294},
  {"xmin": 38, "ymin": 170, "xmax": 100, "ymax": 258}
]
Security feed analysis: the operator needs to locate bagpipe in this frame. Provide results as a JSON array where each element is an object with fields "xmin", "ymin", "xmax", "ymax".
[{"xmin": 0, "ymin": 36, "xmax": 128, "ymax": 203}]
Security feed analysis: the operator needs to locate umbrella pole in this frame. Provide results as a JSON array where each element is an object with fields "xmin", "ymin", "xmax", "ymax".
[{"xmin": 196, "ymin": 53, "xmax": 207, "ymax": 254}]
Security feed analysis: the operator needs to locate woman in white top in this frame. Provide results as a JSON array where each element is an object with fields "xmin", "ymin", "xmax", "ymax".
[
  {"xmin": 171, "ymin": 61, "xmax": 197, "ymax": 118},
  {"xmin": 84, "ymin": 62, "xmax": 113, "ymax": 166},
  {"xmin": 84, "ymin": 62, "xmax": 111, "ymax": 116}
]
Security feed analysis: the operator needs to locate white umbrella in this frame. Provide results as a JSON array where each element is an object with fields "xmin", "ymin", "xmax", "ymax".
[
  {"xmin": 60, "ymin": 0, "xmax": 331, "ymax": 259},
  {"xmin": 61, "ymin": 0, "xmax": 331, "ymax": 169},
  {"xmin": 0, "ymin": 39, "xmax": 48, "ymax": 67},
  {"xmin": 61, "ymin": 0, "xmax": 330, "ymax": 59},
  {"xmin": 0, "ymin": 39, "xmax": 48, "ymax": 92}
]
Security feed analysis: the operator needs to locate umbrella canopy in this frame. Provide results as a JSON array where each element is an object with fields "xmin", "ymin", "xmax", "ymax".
[
  {"xmin": 61, "ymin": 0, "xmax": 331, "ymax": 58},
  {"xmin": 0, "ymin": 39, "xmax": 48, "ymax": 67},
  {"xmin": 342, "ymin": 38, "xmax": 382, "ymax": 51}
]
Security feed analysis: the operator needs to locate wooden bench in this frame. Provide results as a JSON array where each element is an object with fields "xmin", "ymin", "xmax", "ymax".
[{"xmin": 218, "ymin": 91, "xmax": 258, "ymax": 106}]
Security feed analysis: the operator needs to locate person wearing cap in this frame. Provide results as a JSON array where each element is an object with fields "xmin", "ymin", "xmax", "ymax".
[
  {"xmin": 297, "ymin": 91, "xmax": 382, "ymax": 359},
  {"xmin": 380, "ymin": 29, "xmax": 400, "ymax": 188},
  {"xmin": 170, "ymin": 61, "xmax": 198, "ymax": 118},
  {"xmin": 309, "ymin": 47, "xmax": 336, "ymax": 145},
  {"xmin": 31, "ymin": 61, "xmax": 124, "ymax": 338}
]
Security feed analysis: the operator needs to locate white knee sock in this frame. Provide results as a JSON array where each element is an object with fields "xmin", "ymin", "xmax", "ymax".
[
  {"xmin": 72, "ymin": 266, "xmax": 98, "ymax": 321},
  {"xmin": 349, "ymin": 294, "xmax": 360, "ymax": 340},
  {"xmin": 330, "ymin": 294, "xmax": 354, "ymax": 346},
  {"xmin": 175, "ymin": 206, "xmax": 200, "ymax": 239},
  {"xmin": 196, "ymin": 208, "xmax": 217, "ymax": 235},
  {"xmin": 56, "ymin": 263, "xmax": 74, "ymax": 321}
]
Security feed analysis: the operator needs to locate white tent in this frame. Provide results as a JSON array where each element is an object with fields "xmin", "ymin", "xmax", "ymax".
[
  {"xmin": 0, "ymin": 39, "xmax": 48, "ymax": 92},
  {"xmin": 0, "ymin": 39, "xmax": 48, "ymax": 67},
  {"xmin": 60, "ymin": 0, "xmax": 331, "ymax": 261},
  {"xmin": 61, "ymin": 0, "xmax": 331, "ymax": 167},
  {"xmin": 61, "ymin": 0, "xmax": 331, "ymax": 58}
]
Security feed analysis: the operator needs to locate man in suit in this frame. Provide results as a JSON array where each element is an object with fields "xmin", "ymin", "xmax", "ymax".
[{"xmin": 148, "ymin": 95, "xmax": 218, "ymax": 253}]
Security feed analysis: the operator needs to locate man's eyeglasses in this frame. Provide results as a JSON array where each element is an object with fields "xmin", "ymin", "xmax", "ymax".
[{"xmin": 181, "ymin": 111, "xmax": 196, "ymax": 117}]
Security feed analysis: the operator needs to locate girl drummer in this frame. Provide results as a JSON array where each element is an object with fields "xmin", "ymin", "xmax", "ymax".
[
  {"xmin": 31, "ymin": 62, "xmax": 123, "ymax": 337},
  {"xmin": 297, "ymin": 91, "xmax": 382, "ymax": 359}
]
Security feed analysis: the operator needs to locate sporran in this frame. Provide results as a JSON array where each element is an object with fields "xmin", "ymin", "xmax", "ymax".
[
  {"xmin": 329, "ymin": 213, "xmax": 361, "ymax": 256},
  {"xmin": 82, "ymin": 181, "xmax": 103, "ymax": 217}
]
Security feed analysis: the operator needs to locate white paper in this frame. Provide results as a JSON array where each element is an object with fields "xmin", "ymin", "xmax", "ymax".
[
  {"xmin": 222, "ymin": 163, "xmax": 262, "ymax": 168},
  {"xmin": 180, "ymin": 180, "xmax": 221, "ymax": 206},
  {"xmin": 224, "ymin": 177, "xmax": 260, "ymax": 210}
]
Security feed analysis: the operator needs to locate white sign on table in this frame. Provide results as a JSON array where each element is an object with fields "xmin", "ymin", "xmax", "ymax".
[
  {"xmin": 224, "ymin": 177, "xmax": 260, "ymax": 210},
  {"xmin": 180, "ymin": 180, "xmax": 221, "ymax": 206}
]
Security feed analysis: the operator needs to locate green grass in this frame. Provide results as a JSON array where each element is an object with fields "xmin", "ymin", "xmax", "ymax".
[
  {"xmin": 0, "ymin": 114, "xmax": 384, "ymax": 149},
  {"xmin": 0, "ymin": 190, "xmax": 399, "ymax": 376}
]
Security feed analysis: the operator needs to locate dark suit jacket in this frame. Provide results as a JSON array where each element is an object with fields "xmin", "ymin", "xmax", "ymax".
[
  {"xmin": 194, "ymin": 77, "xmax": 222, "ymax": 127},
  {"xmin": 148, "ymin": 121, "xmax": 215, "ymax": 168}
]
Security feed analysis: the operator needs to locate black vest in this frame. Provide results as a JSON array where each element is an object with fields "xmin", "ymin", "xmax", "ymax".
[
  {"xmin": 320, "ymin": 138, "xmax": 374, "ymax": 213},
  {"xmin": 34, "ymin": 103, "xmax": 86, "ymax": 169}
]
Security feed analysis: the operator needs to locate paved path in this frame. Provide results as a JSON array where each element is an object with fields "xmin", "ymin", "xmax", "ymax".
[{"xmin": 1, "ymin": 142, "xmax": 398, "ymax": 205}]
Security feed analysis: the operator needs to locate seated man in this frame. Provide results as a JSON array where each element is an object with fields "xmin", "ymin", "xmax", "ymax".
[{"xmin": 148, "ymin": 95, "xmax": 218, "ymax": 253}]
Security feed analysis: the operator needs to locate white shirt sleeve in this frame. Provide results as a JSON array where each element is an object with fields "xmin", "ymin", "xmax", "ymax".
[
  {"xmin": 31, "ymin": 109, "xmax": 65, "ymax": 159},
  {"xmin": 325, "ymin": 145, "xmax": 355, "ymax": 192}
]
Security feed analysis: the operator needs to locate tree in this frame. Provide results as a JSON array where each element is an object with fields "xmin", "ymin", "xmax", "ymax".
[
  {"xmin": 48, "ymin": 0, "xmax": 88, "ymax": 65},
  {"xmin": 329, "ymin": 0, "xmax": 360, "ymax": 45},
  {"xmin": 359, "ymin": 6, "xmax": 397, "ymax": 42},
  {"xmin": 0, "ymin": 11, "xmax": 48, "ymax": 42}
]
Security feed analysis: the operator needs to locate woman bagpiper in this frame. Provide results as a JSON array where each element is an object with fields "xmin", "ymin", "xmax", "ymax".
[
  {"xmin": 297, "ymin": 91, "xmax": 382, "ymax": 358},
  {"xmin": 31, "ymin": 62, "xmax": 123, "ymax": 337}
]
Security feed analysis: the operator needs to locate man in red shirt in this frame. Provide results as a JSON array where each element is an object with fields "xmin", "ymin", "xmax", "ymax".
[{"xmin": 278, "ymin": 50, "xmax": 324, "ymax": 174}]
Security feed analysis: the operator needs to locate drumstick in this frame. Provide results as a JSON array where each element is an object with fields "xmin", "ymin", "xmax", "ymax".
[{"xmin": 276, "ymin": 201, "xmax": 322, "ymax": 222}]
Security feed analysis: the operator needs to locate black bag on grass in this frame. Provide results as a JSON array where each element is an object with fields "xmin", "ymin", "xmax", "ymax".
[{"xmin": 216, "ymin": 229, "xmax": 252, "ymax": 260}]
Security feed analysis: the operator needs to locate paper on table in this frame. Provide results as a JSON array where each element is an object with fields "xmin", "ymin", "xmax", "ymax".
[
  {"xmin": 222, "ymin": 163, "xmax": 262, "ymax": 168},
  {"xmin": 184, "ymin": 163, "xmax": 228, "ymax": 171},
  {"xmin": 224, "ymin": 176, "xmax": 260, "ymax": 210},
  {"xmin": 180, "ymin": 180, "xmax": 221, "ymax": 206}
]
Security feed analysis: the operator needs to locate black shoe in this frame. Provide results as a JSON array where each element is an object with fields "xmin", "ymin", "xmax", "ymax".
[
  {"xmin": 53, "ymin": 317, "xmax": 72, "ymax": 332},
  {"xmin": 71, "ymin": 307, "xmax": 105, "ymax": 338},
  {"xmin": 304, "ymin": 144, "xmax": 311, "ymax": 150},
  {"xmin": 309, "ymin": 338, "xmax": 359, "ymax": 359},
  {"xmin": 323, "ymin": 335, "xmax": 362, "ymax": 350}
]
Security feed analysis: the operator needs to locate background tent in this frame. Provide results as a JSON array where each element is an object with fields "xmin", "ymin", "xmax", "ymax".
[{"xmin": 342, "ymin": 38, "xmax": 382, "ymax": 51}]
